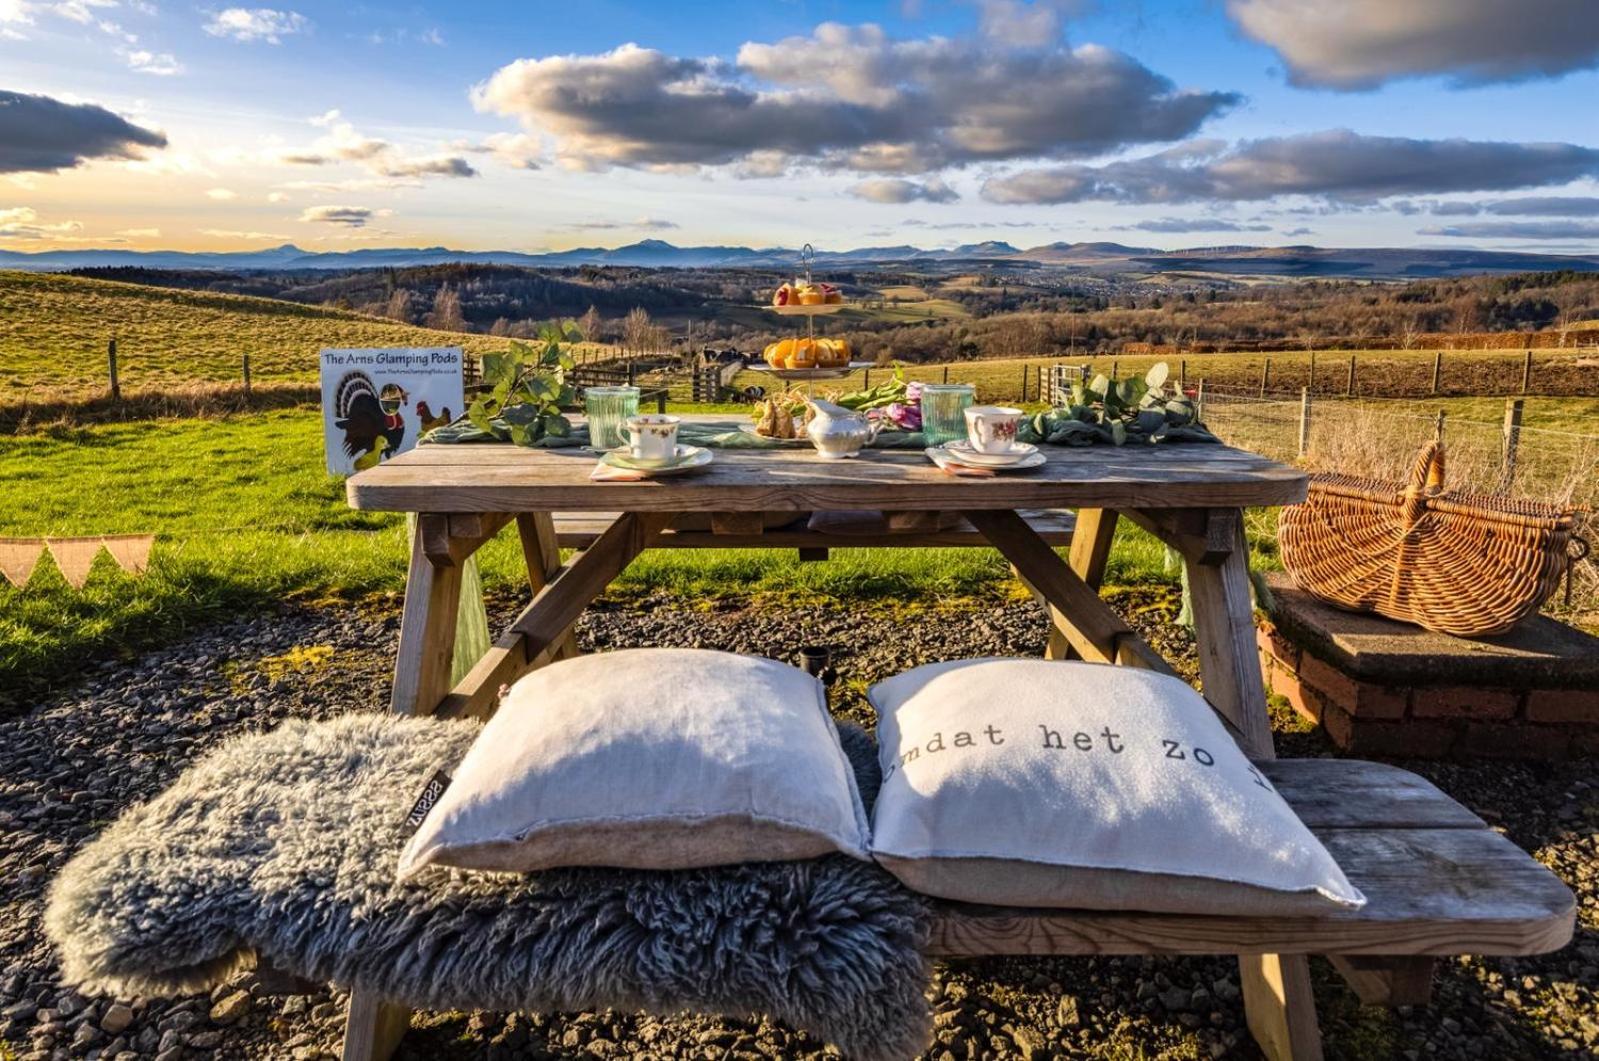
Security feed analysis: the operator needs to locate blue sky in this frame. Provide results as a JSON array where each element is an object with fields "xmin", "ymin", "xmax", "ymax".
[{"xmin": 3, "ymin": 0, "xmax": 1598, "ymax": 253}]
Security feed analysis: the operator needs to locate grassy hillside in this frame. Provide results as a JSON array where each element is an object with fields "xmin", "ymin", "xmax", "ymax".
[{"xmin": 0, "ymin": 271, "xmax": 534, "ymax": 399}]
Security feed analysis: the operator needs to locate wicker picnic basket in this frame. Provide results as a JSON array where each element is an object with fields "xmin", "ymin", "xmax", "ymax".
[{"xmin": 1279, "ymin": 441, "xmax": 1579, "ymax": 637}]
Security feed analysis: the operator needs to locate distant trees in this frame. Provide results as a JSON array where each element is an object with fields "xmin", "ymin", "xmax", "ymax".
[
  {"xmin": 620, "ymin": 306, "xmax": 670, "ymax": 354},
  {"xmin": 427, "ymin": 284, "xmax": 466, "ymax": 332},
  {"xmin": 579, "ymin": 305, "xmax": 603, "ymax": 344},
  {"xmin": 384, "ymin": 288, "xmax": 413, "ymax": 323}
]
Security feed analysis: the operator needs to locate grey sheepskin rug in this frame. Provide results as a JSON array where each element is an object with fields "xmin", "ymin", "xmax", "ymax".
[{"xmin": 45, "ymin": 714, "xmax": 931, "ymax": 1061}]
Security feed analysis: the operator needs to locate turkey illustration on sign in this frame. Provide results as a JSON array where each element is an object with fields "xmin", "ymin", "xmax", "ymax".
[{"xmin": 319, "ymin": 348, "xmax": 465, "ymax": 475}]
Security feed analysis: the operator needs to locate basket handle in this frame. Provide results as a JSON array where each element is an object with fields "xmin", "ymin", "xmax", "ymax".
[{"xmin": 1400, "ymin": 442, "xmax": 1446, "ymax": 527}]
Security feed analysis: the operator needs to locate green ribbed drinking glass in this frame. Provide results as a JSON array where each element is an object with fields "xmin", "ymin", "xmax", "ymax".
[
  {"xmin": 585, "ymin": 386, "xmax": 640, "ymax": 450},
  {"xmin": 920, "ymin": 383, "xmax": 975, "ymax": 445}
]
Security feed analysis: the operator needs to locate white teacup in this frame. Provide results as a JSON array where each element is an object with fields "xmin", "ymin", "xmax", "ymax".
[
  {"xmin": 964, "ymin": 405, "xmax": 1024, "ymax": 455},
  {"xmin": 626, "ymin": 414, "xmax": 680, "ymax": 465}
]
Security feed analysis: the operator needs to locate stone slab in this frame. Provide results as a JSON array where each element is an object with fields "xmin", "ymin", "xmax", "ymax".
[{"xmin": 1265, "ymin": 573, "xmax": 1599, "ymax": 689}]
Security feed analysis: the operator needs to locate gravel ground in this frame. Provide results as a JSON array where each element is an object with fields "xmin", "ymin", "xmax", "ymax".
[{"xmin": 1, "ymin": 588, "xmax": 1594, "ymax": 1061}]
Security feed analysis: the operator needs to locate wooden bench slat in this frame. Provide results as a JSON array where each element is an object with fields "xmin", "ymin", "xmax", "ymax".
[
  {"xmin": 926, "ymin": 760, "xmax": 1573, "ymax": 959},
  {"xmin": 928, "ymin": 826, "xmax": 1572, "ymax": 957},
  {"xmin": 1259, "ymin": 759, "xmax": 1484, "ymax": 830}
]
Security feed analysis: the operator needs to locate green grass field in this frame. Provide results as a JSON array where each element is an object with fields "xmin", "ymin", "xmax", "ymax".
[{"xmin": 0, "ymin": 409, "xmax": 1181, "ymax": 702}]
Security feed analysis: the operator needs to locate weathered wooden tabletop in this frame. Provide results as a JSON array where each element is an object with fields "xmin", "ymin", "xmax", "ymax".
[{"xmin": 346, "ymin": 415, "xmax": 1308, "ymax": 513}]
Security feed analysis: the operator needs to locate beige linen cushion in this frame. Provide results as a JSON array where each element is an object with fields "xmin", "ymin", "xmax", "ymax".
[
  {"xmin": 867, "ymin": 659, "xmax": 1365, "ymax": 915},
  {"xmin": 398, "ymin": 649, "xmax": 871, "ymax": 879}
]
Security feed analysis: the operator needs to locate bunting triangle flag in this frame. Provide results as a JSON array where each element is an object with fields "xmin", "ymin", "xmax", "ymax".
[
  {"xmin": 0, "ymin": 538, "xmax": 44, "ymax": 588},
  {"xmin": 102, "ymin": 534, "xmax": 155, "ymax": 574},
  {"xmin": 47, "ymin": 538, "xmax": 104, "ymax": 590}
]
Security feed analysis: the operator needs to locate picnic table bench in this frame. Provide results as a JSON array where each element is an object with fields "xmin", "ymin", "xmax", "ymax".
[{"xmin": 344, "ymin": 415, "xmax": 1574, "ymax": 1061}]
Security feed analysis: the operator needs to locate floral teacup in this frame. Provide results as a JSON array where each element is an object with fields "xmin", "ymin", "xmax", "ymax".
[{"xmin": 964, "ymin": 405, "xmax": 1024, "ymax": 455}]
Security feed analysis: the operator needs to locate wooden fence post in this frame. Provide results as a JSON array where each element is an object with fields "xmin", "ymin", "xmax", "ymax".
[
  {"xmin": 107, "ymin": 338, "xmax": 120, "ymax": 401},
  {"xmin": 1431, "ymin": 350, "xmax": 1442, "ymax": 395},
  {"xmin": 1346, "ymin": 354, "xmax": 1356, "ymax": 398},
  {"xmin": 942, "ymin": 365, "xmax": 950, "ymax": 383},
  {"xmin": 1111, "ymin": 359, "xmax": 1118, "ymax": 381},
  {"xmin": 1308, "ymin": 351, "xmax": 1316, "ymax": 394},
  {"xmin": 1259, "ymin": 357, "xmax": 1270, "ymax": 398},
  {"xmin": 863, "ymin": 368, "xmax": 871, "ymax": 390},
  {"xmin": 1196, "ymin": 378, "xmax": 1206, "ymax": 422},
  {"xmin": 242, "ymin": 353, "xmax": 252, "ymax": 400},
  {"xmin": 1020, "ymin": 364, "xmax": 1029, "ymax": 402},
  {"xmin": 1501, "ymin": 398, "xmax": 1524, "ymax": 489},
  {"xmin": 1297, "ymin": 387, "xmax": 1311, "ymax": 458},
  {"xmin": 1521, "ymin": 349, "xmax": 1533, "ymax": 394},
  {"xmin": 1179, "ymin": 359, "xmax": 1186, "ymax": 389}
]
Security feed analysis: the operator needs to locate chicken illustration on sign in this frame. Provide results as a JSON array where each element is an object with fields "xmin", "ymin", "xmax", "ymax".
[{"xmin": 319, "ymin": 348, "xmax": 464, "ymax": 475}]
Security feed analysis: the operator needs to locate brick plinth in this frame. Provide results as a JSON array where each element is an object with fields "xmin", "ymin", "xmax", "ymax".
[{"xmin": 1259, "ymin": 574, "xmax": 1599, "ymax": 760}]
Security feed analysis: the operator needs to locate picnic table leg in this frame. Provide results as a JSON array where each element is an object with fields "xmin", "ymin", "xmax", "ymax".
[
  {"xmin": 1240, "ymin": 954, "xmax": 1324, "ymax": 1061},
  {"xmin": 1180, "ymin": 509, "xmax": 1274, "ymax": 761},
  {"xmin": 517, "ymin": 512, "xmax": 579, "ymax": 661},
  {"xmin": 1167, "ymin": 511, "xmax": 1322, "ymax": 1059},
  {"xmin": 343, "ymin": 513, "xmax": 475, "ymax": 1061},
  {"xmin": 1055, "ymin": 508, "xmax": 1119, "ymax": 659}
]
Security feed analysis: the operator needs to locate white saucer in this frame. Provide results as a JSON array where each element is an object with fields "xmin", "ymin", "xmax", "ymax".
[
  {"xmin": 941, "ymin": 440, "xmax": 1039, "ymax": 466},
  {"xmin": 602, "ymin": 444, "xmax": 713, "ymax": 475},
  {"xmin": 926, "ymin": 447, "xmax": 1047, "ymax": 472}
]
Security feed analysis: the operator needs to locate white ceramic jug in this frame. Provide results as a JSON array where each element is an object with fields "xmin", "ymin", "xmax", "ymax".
[{"xmin": 805, "ymin": 399, "xmax": 881, "ymax": 459}]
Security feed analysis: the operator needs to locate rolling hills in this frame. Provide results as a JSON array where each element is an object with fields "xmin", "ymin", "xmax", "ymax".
[
  {"xmin": 3, "ymin": 239, "xmax": 1597, "ymax": 280},
  {"xmin": 0, "ymin": 270, "xmax": 519, "ymax": 398}
]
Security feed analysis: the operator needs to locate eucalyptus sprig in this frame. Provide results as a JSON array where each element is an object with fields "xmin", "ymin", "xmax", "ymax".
[
  {"xmin": 1023, "ymin": 361, "xmax": 1218, "ymax": 446},
  {"xmin": 467, "ymin": 321, "xmax": 581, "ymax": 447}
]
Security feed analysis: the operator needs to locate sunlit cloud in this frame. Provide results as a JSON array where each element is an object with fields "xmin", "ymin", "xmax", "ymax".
[
  {"xmin": 205, "ymin": 187, "xmax": 238, "ymax": 200},
  {"xmin": 474, "ymin": 26, "xmax": 1237, "ymax": 174},
  {"xmin": 299, "ymin": 204, "xmax": 392, "ymax": 227},
  {"xmin": 204, "ymin": 7, "xmax": 309, "ymax": 44},
  {"xmin": 1227, "ymin": 0, "xmax": 1599, "ymax": 89},
  {"xmin": 124, "ymin": 49, "xmax": 183, "ymax": 75},
  {"xmin": 0, "ymin": 206, "xmax": 85, "ymax": 240},
  {"xmin": 200, "ymin": 227, "xmax": 291, "ymax": 240}
]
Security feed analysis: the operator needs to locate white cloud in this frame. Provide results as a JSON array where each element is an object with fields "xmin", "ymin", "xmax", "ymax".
[
  {"xmin": 453, "ymin": 131, "xmax": 542, "ymax": 170},
  {"xmin": 474, "ymin": 26, "xmax": 1237, "ymax": 175},
  {"xmin": 204, "ymin": 7, "xmax": 309, "ymax": 44},
  {"xmin": 116, "ymin": 226, "xmax": 160, "ymax": 237},
  {"xmin": 568, "ymin": 216, "xmax": 679, "ymax": 231},
  {"xmin": 1227, "ymin": 0, "xmax": 1599, "ymax": 89},
  {"xmin": 266, "ymin": 191, "xmax": 288, "ymax": 202},
  {"xmin": 848, "ymin": 176, "xmax": 960, "ymax": 203},
  {"xmin": 0, "ymin": 206, "xmax": 85, "ymax": 240},
  {"xmin": 277, "ymin": 176, "xmax": 420, "ymax": 194},
  {"xmin": 0, "ymin": 0, "xmax": 34, "ymax": 34},
  {"xmin": 299, "ymin": 204, "xmax": 389, "ymax": 227},
  {"xmin": 1418, "ymin": 220, "xmax": 1599, "ymax": 240},
  {"xmin": 418, "ymin": 27, "xmax": 442, "ymax": 46},
  {"xmin": 125, "ymin": 49, "xmax": 182, "ymax": 75},
  {"xmin": 278, "ymin": 112, "xmax": 477, "ymax": 178},
  {"xmin": 981, "ymin": 131, "xmax": 1599, "ymax": 205},
  {"xmin": 200, "ymin": 227, "xmax": 290, "ymax": 240},
  {"xmin": 54, "ymin": 0, "xmax": 116, "ymax": 26},
  {"xmin": 205, "ymin": 187, "xmax": 238, "ymax": 200}
]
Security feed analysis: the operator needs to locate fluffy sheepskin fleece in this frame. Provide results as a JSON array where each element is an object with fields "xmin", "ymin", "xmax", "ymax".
[{"xmin": 46, "ymin": 714, "xmax": 931, "ymax": 1061}]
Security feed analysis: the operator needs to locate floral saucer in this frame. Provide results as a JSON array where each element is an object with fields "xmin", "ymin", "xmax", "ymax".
[
  {"xmin": 940, "ymin": 440, "xmax": 1040, "ymax": 467},
  {"xmin": 601, "ymin": 444, "xmax": 713, "ymax": 476}
]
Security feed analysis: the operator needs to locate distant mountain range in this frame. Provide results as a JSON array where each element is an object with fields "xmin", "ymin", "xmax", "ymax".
[{"xmin": 3, "ymin": 237, "xmax": 1596, "ymax": 279}]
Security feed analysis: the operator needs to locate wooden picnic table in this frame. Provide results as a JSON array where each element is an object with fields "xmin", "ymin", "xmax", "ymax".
[{"xmin": 340, "ymin": 414, "xmax": 1572, "ymax": 1061}]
